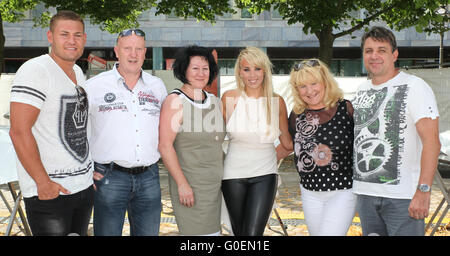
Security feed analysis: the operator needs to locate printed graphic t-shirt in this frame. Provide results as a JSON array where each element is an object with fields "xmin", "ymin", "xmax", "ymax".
[
  {"xmin": 352, "ymin": 71, "xmax": 439, "ymax": 199},
  {"xmin": 10, "ymin": 54, "xmax": 93, "ymax": 198}
]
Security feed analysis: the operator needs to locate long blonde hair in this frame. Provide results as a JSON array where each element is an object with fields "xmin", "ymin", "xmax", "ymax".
[
  {"xmin": 234, "ymin": 47, "xmax": 274, "ymax": 126},
  {"xmin": 289, "ymin": 59, "xmax": 343, "ymax": 114}
]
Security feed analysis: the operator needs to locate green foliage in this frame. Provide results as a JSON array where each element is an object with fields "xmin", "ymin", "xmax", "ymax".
[
  {"xmin": 382, "ymin": 0, "xmax": 450, "ymax": 35},
  {"xmin": 38, "ymin": 0, "xmax": 156, "ymax": 33},
  {"xmin": 0, "ymin": 0, "xmax": 235, "ymax": 32},
  {"xmin": 155, "ymin": 0, "xmax": 234, "ymax": 22},
  {"xmin": 0, "ymin": 0, "xmax": 156, "ymax": 33},
  {"xmin": 0, "ymin": 0, "xmax": 38, "ymax": 23},
  {"xmin": 235, "ymin": 0, "xmax": 450, "ymax": 64},
  {"xmin": 0, "ymin": 0, "xmax": 448, "ymax": 65}
]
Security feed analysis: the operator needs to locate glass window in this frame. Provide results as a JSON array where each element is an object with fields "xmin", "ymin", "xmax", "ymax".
[
  {"xmin": 218, "ymin": 59, "xmax": 236, "ymax": 75},
  {"xmin": 31, "ymin": 3, "xmax": 45, "ymax": 19},
  {"xmin": 167, "ymin": 10, "xmax": 195, "ymax": 20},
  {"xmin": 143, "ymin": 59, "xmax": 153, "ymax": 70},
  {"xmin": 397, "ymin": 60, "xmax": 415, "ymax": 68},
  {"xmin": 219, "ymin": 12, "xmax": 233, "ymax": 19},
  {"xmin": 240, "ymin": 8, "xmax": 253, "ymax": 19},
  {"xmin": 329, "ymin": 59, "xmax": 364, "ymax": 76},
  {"xmin": 272, "ymin": 60, "xmax": 297, "ymax": 75},
  {"xmin": 342, "ymin": 59, "xmax": 363, "ymax": 76},
  {"xmin": 167, "ymin": 10, "xmax": 179, "ymax": 19},
  {"xmin": 271, "ymin": 7, "xmax": 283, "ymax": 19}
]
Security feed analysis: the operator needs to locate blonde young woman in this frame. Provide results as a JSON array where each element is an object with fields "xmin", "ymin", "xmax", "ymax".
[
  {"xmin": 221, "ymin": 47, "xmax": 292, "ymax": 236},
  {"xmin": 279, "ymin": 59, "xmax": 357, "ymax": 236}
]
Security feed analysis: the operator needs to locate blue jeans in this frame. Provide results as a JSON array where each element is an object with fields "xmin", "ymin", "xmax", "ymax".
[
  {"xmin": 356, "ymin": 194, "xmax": 425, "ymax": 236},
  {"xmin": 93, "ymin": 162, "xmax": 161, "ymax": 236}
]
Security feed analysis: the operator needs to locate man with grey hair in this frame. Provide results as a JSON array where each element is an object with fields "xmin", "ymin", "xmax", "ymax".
[{"xmin": 85, "ymin": 29, "xmax": 167, "ymax": 236}]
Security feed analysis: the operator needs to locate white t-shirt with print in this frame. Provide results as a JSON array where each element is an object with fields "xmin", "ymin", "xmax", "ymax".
[
  {"xmin": 10, "ymin": 54, "xmax": 93, "ymax": 198},
  {"xmin": 352, "ymin": 71, "xmax": 439, "ymax": 199}
]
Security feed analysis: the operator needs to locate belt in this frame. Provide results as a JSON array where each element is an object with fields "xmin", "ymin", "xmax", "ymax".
[{"xmin": 112, "ymin": 162, "xmax": 151, "ymax": 175}]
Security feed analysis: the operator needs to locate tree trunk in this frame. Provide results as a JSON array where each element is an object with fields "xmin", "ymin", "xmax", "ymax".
[
  {"xmin": 315, "ymin": 28, "xmax": 335, "ymax": 67},
  {"xmin": 0, "ymin": 14, "xmax": 5, "ymax": 74}
]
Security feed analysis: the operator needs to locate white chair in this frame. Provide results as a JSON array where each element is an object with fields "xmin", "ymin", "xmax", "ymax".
[
  {"xmin": 425, "ymin": 158, "xmax": 450, "ymax": 236},
  {"xmin": 0, "ymin": 126, "xmax": 31, "ymax": 236}
]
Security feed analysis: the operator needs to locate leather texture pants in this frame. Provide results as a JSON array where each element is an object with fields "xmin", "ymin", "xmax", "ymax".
[{"xmin": 222, "ymin": 174, "xmax": 277, "ymax": 236}]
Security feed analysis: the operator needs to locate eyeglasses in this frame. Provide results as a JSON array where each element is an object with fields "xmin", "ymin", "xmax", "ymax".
[
  {"xmin": 293, "ymin": 59, "xmax": 320, "ymax": 71},
  {"xmin": 75, "ymin": 85, "xmax": 88, "ymax": 112},
  {"xmin": 117, "ymin": 29, "xmax": 146, "ymax": 40}
]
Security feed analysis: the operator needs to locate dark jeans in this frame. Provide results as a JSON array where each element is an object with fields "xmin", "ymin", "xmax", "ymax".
[
  {"xmin": 93, "ymin": 162, "xmax": 161, "ymax": 236},
  {"xmin": 24, "ymin": 185, "xmax": 94, "ymax": 236},
  {"xmin": 222, "ymin": 174, "xmax": 278, "ymax": 236}
]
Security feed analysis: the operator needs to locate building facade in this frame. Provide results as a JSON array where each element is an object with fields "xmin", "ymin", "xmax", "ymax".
[{"xmin": 3, "ymin": 5, "xmax": 449, "ymax": 76}]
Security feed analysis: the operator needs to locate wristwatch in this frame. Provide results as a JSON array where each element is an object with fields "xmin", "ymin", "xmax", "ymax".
[{"xmin": 417, "ymin": 184, "xmax": 431, "ymax": 192}]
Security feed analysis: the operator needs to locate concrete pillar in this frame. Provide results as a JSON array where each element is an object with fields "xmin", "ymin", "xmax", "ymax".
[{"xmin": 152, "ymin": 47, "xmax": 163, "ymax": 70}]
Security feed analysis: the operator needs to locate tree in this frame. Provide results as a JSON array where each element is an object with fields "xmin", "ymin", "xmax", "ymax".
[
  {"xmin": 0, "ymin": 0, "xmax": 37, "ymax": 73},
  {"xmin": 381, "ymin": 1, "xmax": 450, "ymax": 67},
  {"xmin": 236, "ymin": 0, "xmax": 450, "ymax": 66},
  {"xmin": 0, "ymin": 0, "xmax": 235, "ymax": 73},
  {"xmin": 0, "ymin": 0, "xmax": 157, "ymax": 73},
  {"xmin": 154, "ymin": 0, "xmax": 234, "ymax": 22}
]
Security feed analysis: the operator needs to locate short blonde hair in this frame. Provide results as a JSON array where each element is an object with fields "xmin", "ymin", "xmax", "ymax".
[
  {"xmin": 289, "ymin": 59, "xmax": 343, "ymax": 114},
  {"xmin": 234, "ymin": 47, "xmax": 274, "ymax": 126}
]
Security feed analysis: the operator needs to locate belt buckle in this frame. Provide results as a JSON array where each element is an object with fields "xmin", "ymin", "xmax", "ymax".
[
  {"xmin": 131, "ymin": 165, "xmax": 146, "ymax": 174},
  {"xmin": 134, "ymin": 166, "xmax": 143, "ymax": 174}
]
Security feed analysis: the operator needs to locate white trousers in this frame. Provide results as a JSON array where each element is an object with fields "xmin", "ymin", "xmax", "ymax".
[{"xmin": 300, "ymin": 185, "xmax": 357, "ymax": 236}]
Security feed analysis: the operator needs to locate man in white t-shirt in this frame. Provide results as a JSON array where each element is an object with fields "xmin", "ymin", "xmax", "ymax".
[
  {"xmin": 352, "ymin": 26, "xmax": 441, "ymax": 236},
  {"xmin": 9, "ymin": 11, "xmax": 93, "ymax": 236},
  {"xmin": 85, "ymin": 29, "xmax": 167, "ymax": 236}
]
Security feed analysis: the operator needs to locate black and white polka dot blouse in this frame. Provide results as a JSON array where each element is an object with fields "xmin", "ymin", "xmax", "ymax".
[{"xmin": 288, "ymin": 100, "xmax": 354, "ymax": 192}]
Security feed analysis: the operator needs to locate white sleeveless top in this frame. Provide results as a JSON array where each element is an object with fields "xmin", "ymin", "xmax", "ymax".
[{"xmin": 223, "ymin": 94, "xmax": 280, "ymax": 180}]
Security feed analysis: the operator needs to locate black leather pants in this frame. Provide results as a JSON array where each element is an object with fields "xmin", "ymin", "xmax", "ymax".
[{"xmin": 222, "ymin": 174, "xmax": 277, "ymax": 236}]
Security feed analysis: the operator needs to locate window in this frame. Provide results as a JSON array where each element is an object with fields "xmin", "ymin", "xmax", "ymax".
[
  {"xmin": 218, "ymin": 59, "xmax": 236, "ymax": 75},
  {"xmin": 271, "ymin": 7, "xmax": 283, "ymax": 20},
  {"xmin": 217, "ymin": 1, "xmax": 254, "ymax": 20},
  {"xmin": 272, "ymin": 60, "xmax": 297, "ymax": 75},
  {"xmin": 240, "ymin": 8, "xmax": 253, "ymax": 19},
  {"xmin": 166, "ymin": 10, "xmax": 195, "ymax": 20}
]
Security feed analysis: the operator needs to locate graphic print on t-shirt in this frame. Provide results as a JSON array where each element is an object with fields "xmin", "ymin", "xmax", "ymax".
[
  {"xmin": 353, "ymin": 84, "xmax": 408, "ymax": 184},
  {"xmin": 294, "ymin": 113, "xmax": 339, "ymax": 173},
  {"xmin": 59, "ymin": 95, "xmax": 89, "ymax": 164},
  {"xmin": 138, "ymin": 90, "xmax": 161, "ymax": 117}
]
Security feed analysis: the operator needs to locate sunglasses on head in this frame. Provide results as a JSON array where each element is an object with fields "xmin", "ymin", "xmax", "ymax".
[
  {"xmin": 75, "ymin": 85, "xmax": 88, "ymax": 112},
  {"xmin": 293, "ymin": 59, "xmax": 320, "ymax": 71},
  {"xmin": 117, "ymin": 29, "xmax": 146, "ymax": 40}
]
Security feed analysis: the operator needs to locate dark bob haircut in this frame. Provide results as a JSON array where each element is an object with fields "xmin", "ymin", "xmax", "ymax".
[{"xmin": 172, "ymin": 45, "xmax": 219, "ymax": 86}]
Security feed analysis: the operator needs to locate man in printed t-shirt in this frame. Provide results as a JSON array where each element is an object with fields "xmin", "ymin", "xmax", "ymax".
[
  {"xmin": 85, "ymin": 28, "xmax": 167, "ymax": 236},
  {"xmin": 9, "ymin": 10, "xmax": 93, "ymax": 236},
  {"xmin": 352, "ymin": 26, "xmax": 441, "ymax": 236}
]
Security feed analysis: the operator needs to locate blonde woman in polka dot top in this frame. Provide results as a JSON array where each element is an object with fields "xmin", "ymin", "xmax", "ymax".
[{"xmin": 279, "ymin": 59, "xmax": 357, "ymax": 236}]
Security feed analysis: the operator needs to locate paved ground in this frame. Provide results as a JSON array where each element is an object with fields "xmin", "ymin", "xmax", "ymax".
[{"xmin": 1, "ymin": 156, "xmax": 449, "ymax": 236}]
